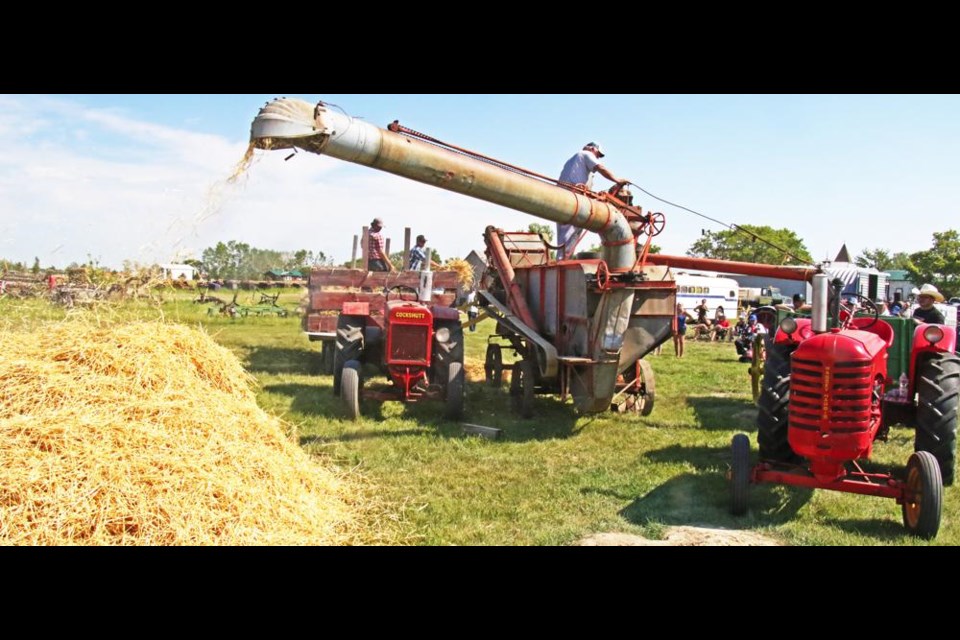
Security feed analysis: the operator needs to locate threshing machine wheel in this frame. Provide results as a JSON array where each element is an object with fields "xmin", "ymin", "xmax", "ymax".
[
  {"xmin": 511, "ymin": 358, "xmax": 536, "ymax": 419},
  {"xmin": 902, "ymin": 451, "xmax": 942, "ymax": 539},
  {"xmin": 638, "ymin": 359, "xmax": 656, "ymax": 416},
  {"xmin": 341, "ymin": 360, "xmax": 363, "ymax": 421},
  {"xmin": 334, "ymin": 316, "xmax": 364, "ymax": 397},
  {"xmin": 757, "ymin": 343, "xmax": 797, "ymax": 462},
  {"xmin": 915, "ymin": 352, "xmax": 960, "ymax": 486},
  {"xmin": 485, "ymin": 344, "xmax": 503, "ymax": 387},
  {"xmin": 730, "ymin": 434, "xmax": 751, "ymax": 516},
  {"xmin": 644, "ymin": 212, "xmax": 666, "ymax": 237},
  {"xmin": 445, "ymin": 361, "xmax": 465, "ymax": 420}
]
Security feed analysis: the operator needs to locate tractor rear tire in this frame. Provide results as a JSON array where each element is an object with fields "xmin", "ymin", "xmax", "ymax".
[
  {"xmin": 902, "ymin": 451, "xmax": 942, "ymax": 539},
  {"xmin": 915, "ymin": 352, "xmax": 960, "ymax": 485},
  {"xmin": 511, "ymin": 358, "xmax": 535, "ymax": 419},
  {"xmin": 757, "ymin": 343, "xmax": 797, "ymax": 462},
  {"xmin": 334, "ymin": 317, "xmax": 364, "ymax": 397},
  {"xmin": 341, "ymin": 360, "xmax": 362, "ymax": 421},
  {"xmin": 445, "ymin": 361, "xmax": 465, "ymax": 420},
  {"xmin": 485, "ymin": 344, "xmax": 503, "ymax": 387},
  {"xmin": 730, "ymin": 434, "xmax": 751, "ymax": 516}
]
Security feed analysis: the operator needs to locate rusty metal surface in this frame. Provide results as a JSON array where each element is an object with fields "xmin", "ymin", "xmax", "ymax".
[{"xmin": 645, "ymin": 254, "xmax": 819, "ymax": 282}]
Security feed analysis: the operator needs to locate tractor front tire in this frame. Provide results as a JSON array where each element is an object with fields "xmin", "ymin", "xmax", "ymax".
[
  {"xmin": 341, "ymin": 360, "xmax": 362, "ymax": 421},
  {"xmin": 730, "ymin": 434, "xmax": 751, "ymax": 516},
  {"xmin": 757, "ymin": 343, "xmax": 797, "ymax": 462},
  {"xmin": 334, "ymin": 317, "xmax": 364, "ymax": 397},
  {"xmin": 445, "ymin": 361, "xmax": 465, "ymax": 420},
  {"xmin": 915, "ymin": 352, "xmax": 960, "ymax": 486},
  {"xmin": 902, "ymin": 451, "xmax": 942, "ymax": 539}
]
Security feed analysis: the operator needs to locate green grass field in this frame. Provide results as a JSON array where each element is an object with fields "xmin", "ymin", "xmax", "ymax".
[{"xmin": 3, "ymin": 289, "xmax": 956, "ymax": 545}]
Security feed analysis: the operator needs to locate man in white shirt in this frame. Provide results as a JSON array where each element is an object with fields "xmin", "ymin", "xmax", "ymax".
[{"xmin": 556, "ymin": 142, "xmax": 628, "ymax": 260}]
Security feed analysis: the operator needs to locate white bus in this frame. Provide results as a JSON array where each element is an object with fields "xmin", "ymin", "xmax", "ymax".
[{"xmin": 674, "ymin": 271, "xmax": 740, "ymax": 320}]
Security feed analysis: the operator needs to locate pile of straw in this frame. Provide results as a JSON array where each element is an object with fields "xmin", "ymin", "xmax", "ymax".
[{"xmin": 0, "ymin": 321, "xmax": 364, "ymax": 545}]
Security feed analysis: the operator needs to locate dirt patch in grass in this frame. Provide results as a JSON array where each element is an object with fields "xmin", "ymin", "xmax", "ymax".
[{"xmin": 578, "ymin": 526, "xmax": 782, "ymax": 546}]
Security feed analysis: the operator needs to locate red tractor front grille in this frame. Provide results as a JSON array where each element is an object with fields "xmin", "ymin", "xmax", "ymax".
[
  {"xmin": 790, "ymin": 356, "xmax": 874, "ymax": 432},
  {"xmin": 389, "ymin": 324, "xmax": 429, "ymax": 364}
]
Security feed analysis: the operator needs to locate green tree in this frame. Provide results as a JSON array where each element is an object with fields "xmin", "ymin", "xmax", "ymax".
[
  {"xmin": 855, "ymin": 248, "xmax": 911, "ymax": 271},
  {"xmin": 687, "ymin": 225, "xmax": 812, "ymax": 265},
  {"xmin": 528, "ymin": 223, "xmax": 554, "ymax": 243},
  {"xmin": 31, "ymin": 257, "xmax": 40, "ymax": 275},
  {"xmin": 904, "ymin": 230, "xmax": 960, "ymax": 298}
]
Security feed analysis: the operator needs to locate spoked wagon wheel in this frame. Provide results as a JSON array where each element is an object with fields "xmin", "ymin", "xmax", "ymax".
[
  {"xmin": 749, "ymin": 334, "xmax": 766, "ymax": 404},
  {"xmin": 730, "ymin": 434, "xmax": 751, "ymax": 516},
  {"xmin": 484, "ymin": 344, "xmax": 503, "ymax": 387},
  {"xmin": 902, "ymin": 451, "xmax": 942, "ymax": 539},
  {"xmin": 510, "ymin": 358, "xmax": 535, "ymax": 419}
]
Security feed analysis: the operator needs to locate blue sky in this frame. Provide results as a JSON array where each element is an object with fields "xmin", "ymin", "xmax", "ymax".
[{"xmin": 1, "ymin": 94, "xmax": 957, "ymax": 269}]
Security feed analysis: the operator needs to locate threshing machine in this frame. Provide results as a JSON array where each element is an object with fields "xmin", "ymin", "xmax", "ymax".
[{"xmin": 249, "ymin": 97, "xmax": 678, "ymax": 417}]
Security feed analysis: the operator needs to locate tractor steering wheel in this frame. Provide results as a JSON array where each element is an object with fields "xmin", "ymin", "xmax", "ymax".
[
  {"xmin": 386, "ymin": 285, "xmax": 420, "ymax": 302},
  {"xmin": 833, "ymin": 293, "xmax": 880, "ymax": 330}
]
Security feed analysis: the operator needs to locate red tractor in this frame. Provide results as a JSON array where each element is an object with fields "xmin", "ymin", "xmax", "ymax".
[
  {"xmin": 302, "ymin": 268, "xmax": 464, "ymax": 421},
  {"xmin": 730, "ymin": 274, "xmax": 959, "ymax": 538}
]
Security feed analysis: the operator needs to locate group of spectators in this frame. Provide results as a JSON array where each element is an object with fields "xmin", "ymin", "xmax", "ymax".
[{"xmin": 670, "ymin": 298, "xmax": 766, "ymax": 358}]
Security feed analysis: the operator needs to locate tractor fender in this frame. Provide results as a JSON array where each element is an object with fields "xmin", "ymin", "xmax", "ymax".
[{"xmin": 432, "ymin": 306, "xmax": 460, "ymax": 322}]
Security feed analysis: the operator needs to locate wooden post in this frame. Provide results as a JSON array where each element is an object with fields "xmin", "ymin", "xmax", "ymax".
[
  {"xmin": 403, "ymin": 227, "xmax": 411, "ymax": 263},
  {"xmin": 350, "ymin": 235, "xmax": 358, "ymax": 269},
  {"xmin": 361, "ymin": 226, "xmax": 369, "ymax": 271},
  {"xmin": 385, "ymin": 238, "xmax": 392, "ymax": 263}
]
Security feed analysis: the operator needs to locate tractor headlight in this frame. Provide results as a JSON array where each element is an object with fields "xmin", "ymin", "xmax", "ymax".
[
  {"xmin": 779, "ymin": 317, "xmax": 798, "ymax": 336},
  {"xmin": 924, "ymin": 325, "xmax": 944, "ymax": 344},
  {"xmin": 435, "ymin": 327, "xmax": 451, "ymax": 343}
]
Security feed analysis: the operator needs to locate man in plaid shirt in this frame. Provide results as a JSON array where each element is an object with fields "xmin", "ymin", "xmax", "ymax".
[{"xmin": 368, "ymin": 217, "xmax": 395, "ymax": 272}]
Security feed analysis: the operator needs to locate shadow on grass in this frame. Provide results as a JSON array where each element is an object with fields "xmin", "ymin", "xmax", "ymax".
[
  {"xmin": 686, "ymin": 395, "xmax": 758, "ymax": 431},
  {"xmin": 619, "ymin": 442, "xmax": 814, "ymax": 530},
  {"xmin": 264, "ymin": 379, "xmax": 582, "ymax": 443},
  {"xmin": 245, "ymin": 346, "xmax": 322, "ymax": 375},
  {"xmin": 618, "ymin": 471, "xmax": 814, "ymax": 531},
  {"xmin": 831, "ymin": 518, "xmax": 914, "ymax": 541}
]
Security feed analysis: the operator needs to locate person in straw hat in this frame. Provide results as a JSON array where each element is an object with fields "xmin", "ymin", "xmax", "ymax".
[{"xmin": 912, "ymin": 284, "xmax": 945, "ymax": 325}]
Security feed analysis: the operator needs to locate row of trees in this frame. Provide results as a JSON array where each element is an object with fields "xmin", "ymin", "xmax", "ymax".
[
  {"xmin": 684, "ymin": 224, "xmax": 960, "ymax": 298},
  {"xmin": 200, "ymin": 242, "xmax": 332, "ymax": 280}
]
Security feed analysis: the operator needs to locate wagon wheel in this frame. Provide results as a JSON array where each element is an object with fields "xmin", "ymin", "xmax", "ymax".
[
  {"xmin": 749, "ymin": 334, "xmax": 767, "ymax": 404},
  {"xmin": 484, "ymin": 343, "xmax": 503, "ymax": 387}
]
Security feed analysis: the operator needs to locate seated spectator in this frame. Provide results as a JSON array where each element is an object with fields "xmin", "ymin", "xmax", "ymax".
[
  {"xmin": 735, "ymin": 314, "xmax": 768, "ymax": 362},
  {"xmin": 711, "ymin": 306, "xmax": 731, "ymax": 342}
]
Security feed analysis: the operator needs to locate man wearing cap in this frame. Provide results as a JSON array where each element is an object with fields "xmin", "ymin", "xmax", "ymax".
[
  {"xmin": 408, "ymin": 234, "xmax": 429, "ymax": 271},
  {"xmin": 556, "ymin": 142, "xmax": 628, "ymax": 260},
  {"xmin": 912, "ymin": 284, "xmax": 946, "ymax": 325},
  {"xmin": 368, "ymin": 218, "xmax": 395, "ymax": 272}
]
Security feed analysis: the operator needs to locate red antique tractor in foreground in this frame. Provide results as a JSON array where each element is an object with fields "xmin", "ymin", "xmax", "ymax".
[
  {"xmin": 303, "ymin": 268, "xmax": 464, "ymax": 421},
  {"xmin": 730, "ymin": 274, "xmax": 959, "ymax": 538}
]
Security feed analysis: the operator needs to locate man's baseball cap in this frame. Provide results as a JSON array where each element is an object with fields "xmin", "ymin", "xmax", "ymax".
[
  {"xmin": 371, "ymin": 217, "xmax": 384, "ymax": 226},
  {"xmin": 586, "ymin": 142, "xmax": 605, "ymax": 157},
  {"xmin": 416, "ymin": 234, "xmax": 427, "ymax": 242}
]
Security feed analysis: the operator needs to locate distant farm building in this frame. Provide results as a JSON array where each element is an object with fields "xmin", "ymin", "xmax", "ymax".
[{"xmin": 160, "ymin": 264, "xmax": 197, "ymax": 280}]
